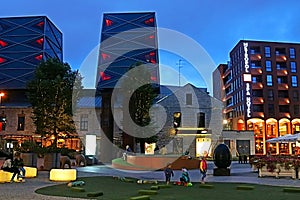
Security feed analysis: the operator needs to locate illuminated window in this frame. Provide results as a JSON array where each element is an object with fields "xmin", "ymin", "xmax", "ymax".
[
  {"xmin": 100, "ymin": 72, "xmax": 111, "ymax": 81},
  {"xmin": 36, "ymin": 38, "xmax": 44, "ymax": 45},
  {"xmin": 0, "ymin": 57, "xmax": 6, "ymax": 63},
  {"xmin": 144, "ymin": 18, "xmax": 154, "ymax": 25},
  {"xmin": 0, "ymin": 40, "xmax": 7, "ymax": 47},
  {"xmin": 290, "ymin": 48, "xmax": 295, "ymax": 59},
  {"xmin": 292, "ymin": 76, "xmax": 298, "ymax": 87},
  {"xmin": 17, "ymin": 116, "xmax": 25, "ymax": 131},
  {"xmin": 101, "ymin": 53, "xmax": 111, "ymax": 60},
  {"xmin": 35, "ymin": 54, "xmax": 43, "ymax": 60},
  {"xmin": 265, "ymin": 46, "xmax": 271, "ymax": 57},
  {"xmin": 265, "ymin": 60, "xmax": 272, "ymax": 72},
  {"xmin": 266, "ymin": 75, "xmax": 273, "ymax": 86},
  {"xmin": 80, "ymin": 114, "xmax": 88, "ymax": 131},
  {"xmin": 105, "ymin": 19, "xmax": 113, "ymax": 26},
  {"xmin": 173, "ymin": 112, "xmax": 181, "ymax": 128},
  {"xmin": 291, "ymin": 61, "xmax": 297, "ymax": 73}
]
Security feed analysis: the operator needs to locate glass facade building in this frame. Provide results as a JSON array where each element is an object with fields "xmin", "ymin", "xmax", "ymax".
[
  {"xmin": 96, "ymin": 12, "xmax": 159, "ymax": 90},
  {"xmin": 0, "ymin": 16, "xmax": 63, "ymax": 89}
]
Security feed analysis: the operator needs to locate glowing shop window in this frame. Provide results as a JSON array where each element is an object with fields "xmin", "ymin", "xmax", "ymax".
[{"xmin": 85, "ymin": 135, "xmax": 96, "ymax": 155}]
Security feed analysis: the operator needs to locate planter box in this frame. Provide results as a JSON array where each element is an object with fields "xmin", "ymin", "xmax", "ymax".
[{"xmin": 259, "ymin": 165, "xmax": 296, "ymax": 179}]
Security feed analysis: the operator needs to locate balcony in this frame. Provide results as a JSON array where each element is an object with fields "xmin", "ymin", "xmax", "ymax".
[
  {"xmin": 277, "ymin": 69, "xmax": 288, "ymax": 76},
  {"xmin": 250, "ymin": 53, "xmax": 262, "ymax": 61},
  {"xmin": 278, "ymin": 98, "xmax": 290, "ymax": 105},
  {"xmin": 251, "ymin": 112, "xmax": 264, "ymax": 118},
  {"xmin": 253, "ymin": 97, "xmax": 264, "ymax": 104},
  {"xmin": 252, "ymin": 83, "xmax": 263, "ymax": 89},
  {"xmin": 250, "ymin": 68, "xmax": 263, "ymax": 75},
  {"xmin": 278, "ymin": 83, "xmax": 289, "ymax": 90},
  {"xmin": 276, "ymin": 55, "xmax": 287, "ymax": 62}
]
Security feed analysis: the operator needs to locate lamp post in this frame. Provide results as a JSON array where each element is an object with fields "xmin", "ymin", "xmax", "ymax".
[
  {"xmin": 177, "ymin": 59, "xmax": 183, "ymax": 86},
  {"xmin": 0, "ymin": 92, "xmax": 4, "ymax": 106}
]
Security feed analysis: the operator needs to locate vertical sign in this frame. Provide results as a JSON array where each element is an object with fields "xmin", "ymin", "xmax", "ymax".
[{"xmin": 243, "ymin": 42, "xmax": 252, "ymax": 118}]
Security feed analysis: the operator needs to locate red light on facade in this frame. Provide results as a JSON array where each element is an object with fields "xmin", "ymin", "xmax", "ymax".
[
  {"xmin": 0, "ymin": 57, "xmax": 6, "ymax": 63},
  {"xmin": 150, "ymin": 59, "xmax": 156, "ymax": 64},
  {"xmin": 36, "ymin": 38, "xmax": 44, "ymax": 45},
  {"xmin": 100, "ymin": 72, "xmax": 111, "ymax": 81},
  {"xmin": 101, "ymin": 53, "xmax": 111, "ymax": 60},
  {"xmin": 151, "ymin": 76, "xmax": 157, "ymax": 81},
  {"xmin": 35, "ymin": 54, "xmax": 43, "ymax": 61},
  {"xmin": 149, "ymin": 52, "xmax": 155, "ymax": 56},
  {"xmin": 105, "ymin": 19, "xmax": 113, "ymax": 26},
  {"xmin": 149, "ymin": 35, "xmax": 154, "ymax": 39},
  {"xmin": 145, "ymin": 18, "xmax": 154, "ymax": 24},
  {"xmin": 0, "ymin": 40, "xmax": 7, "ymax": 47},
  {"xmin": 37, "ymin": 21, "xmax": 44, "ymax": 27}
]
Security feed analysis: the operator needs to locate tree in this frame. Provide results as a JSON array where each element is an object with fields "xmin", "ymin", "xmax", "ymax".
[
  {"xmin": 120, "ymin": 63, "xmax": 159, "ymax": 153},
  {"xmin": 27, "ymin": 58, "xmax": 83, "ymax": 147}
]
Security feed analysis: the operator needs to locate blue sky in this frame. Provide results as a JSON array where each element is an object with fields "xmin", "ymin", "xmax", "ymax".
[{"xmin": 2, "ymin": 0, "xmax": 300, "ymax": 93}]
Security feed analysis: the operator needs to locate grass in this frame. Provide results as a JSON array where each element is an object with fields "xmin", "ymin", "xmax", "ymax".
[{"xmin": 35, "ymin": 176, "xmax": 300, "ymax": 200}]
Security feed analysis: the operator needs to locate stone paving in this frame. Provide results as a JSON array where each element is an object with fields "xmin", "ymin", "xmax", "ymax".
[{"xmin": 1, "ymin": 161, "xmax": 300, "ymax": 199}]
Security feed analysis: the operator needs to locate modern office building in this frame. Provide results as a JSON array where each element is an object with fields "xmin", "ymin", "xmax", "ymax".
[{"xmin": 213, "ymin": 40, "xmax": 300, "ymax": 155}]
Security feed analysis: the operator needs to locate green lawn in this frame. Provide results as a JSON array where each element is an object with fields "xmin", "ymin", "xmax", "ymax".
[{"xmin": 35, "ymin": 176, "xmax": 300, "ymax": 200}]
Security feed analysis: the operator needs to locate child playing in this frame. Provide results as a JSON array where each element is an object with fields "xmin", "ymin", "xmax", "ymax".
[
  {"xmin": 164, "ymin": 163, "xmax": 174, "ymax": 185},
  {"xmin": 199, "ymin": 156, "xmax": 208, "ymax": 184},
  {"xmin": 179, "ymin": 168, "xmax": 190, "ymax": 186}
]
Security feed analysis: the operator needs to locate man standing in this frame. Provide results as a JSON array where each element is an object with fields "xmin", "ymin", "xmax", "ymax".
[{"xmin": 199, "ymin": 156, "xmax": 207, "ymax": 184}]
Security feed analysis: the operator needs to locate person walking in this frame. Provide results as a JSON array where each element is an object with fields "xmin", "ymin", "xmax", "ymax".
[
  {"xmin": 164, "ymin": 163, "xmax": 174, "ymax": 185},
  {"xmin": 199, "ymin": 156, "xmax": 208, "ymax": 184}
]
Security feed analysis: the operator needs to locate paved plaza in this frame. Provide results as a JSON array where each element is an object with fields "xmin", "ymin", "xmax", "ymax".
[{"xmin": 1, "ymin": 161, "xmax": 300, "ymax": 199}]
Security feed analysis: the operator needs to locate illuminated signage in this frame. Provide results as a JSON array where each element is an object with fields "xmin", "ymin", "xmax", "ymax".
[{"xmin": 243, "ymin": 42, "xmax": 251, "ymax": 118}]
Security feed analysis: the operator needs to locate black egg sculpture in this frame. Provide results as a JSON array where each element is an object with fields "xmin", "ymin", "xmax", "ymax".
[{"xmin": 213, "ymin": 144, "xmax": 231, "ymax": 168}]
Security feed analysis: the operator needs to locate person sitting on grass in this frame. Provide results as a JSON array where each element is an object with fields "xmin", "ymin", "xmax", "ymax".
[{"xmin": 179, "ymin": 168, "xmax": 190, "ymax": 186}]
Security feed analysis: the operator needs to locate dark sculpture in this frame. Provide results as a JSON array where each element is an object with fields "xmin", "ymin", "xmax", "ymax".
[{"xmin": 213, "ymin": 144, "xmax": 231, "ymax": 176}]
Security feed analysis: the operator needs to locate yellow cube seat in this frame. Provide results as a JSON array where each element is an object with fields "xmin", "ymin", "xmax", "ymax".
[
  {"xmin": 49, "ymin": 169, "xmax": 77, "ymax": 181},
  {"xmin": 23, "ymin": 166, "xmax": 37, "ymax": 178},
  {"xmin": 0, "ymin": 170, "xmax": 19, "ymax": 183}
]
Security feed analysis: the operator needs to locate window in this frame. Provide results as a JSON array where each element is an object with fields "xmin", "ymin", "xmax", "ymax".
[
  {"xmin": 294, "ymin": 105, "xmax": 300, "ymax": 115},
  {"xmin": 173, "ymin": 112, "xmax": 181, "ymax": 128},
  {"xmin": 268, "ymin": 90, "xmax": 274, "ymax": 100},
  {"xmin": 268, "ymin": 104, "xmax": 274, "ymax": 114},
  {"xmin": 265, "ymin": 46, "xmax": 271, "ymax": 57},
  {"xmin": 17, "ymin": 116, "xmax": 25, "ymax": 131},
  {"xmin": 290, "ymin": 48, "xmax": 295, "ymax": 59},
  {"xmin": 0, "ymin": 116, "xmax": 6, "ymax": 131},
  {"xmin": 252, "ymin": 89, "xmax": 263, "ymax": 97},
  {"xmin": 278, "ymin": 90, "xmax": 289, "ymax": 98},
  {"xmin": 80, "ymin": 114, "xmax": 88, "ymax": 131},
  {"xmin": 267, "ymin": 75, "xmax": 273, "ymax": 86},
  {"xmin": 277, "ymin": 76, "xmax": 287, "ymax": 84},
  {"xmin": 265, "ymin": 60, "xmax": 272, "ymax": 72},
  {"xmin": 279, "ymin": 105, "xmax": 289, "ymax": 113},
  {"xmin": 292, "ymin": 76, "xmax": 298, "ymax": 87},
  {"xmin": 197, "ymin": 112, "xmax": 205, "ymax": 128},
  {"xmin": 186, "ymin": 93, "xmax": 192, "ymax": 105},
  {"xmin": 293, "ymin": 90, "xmax": 299, "ymax": 101},
  {"xmin": 253, "ymin": 105, "xmax": 264, "ymax": 112},
  {"xmin": 291, "ymin": 62, "xmax": 297, "ymax": 73}
]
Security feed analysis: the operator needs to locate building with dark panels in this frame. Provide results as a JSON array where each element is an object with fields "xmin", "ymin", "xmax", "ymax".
[
  {"xmin": 0, "ymin": 16, "xmax": 63, "ymax": 150},
  {"xmin": 96, "ymin": 12, "xmax": 160, "ymax": 162},
  {"xmin": 96, "ymin": 12, "xmax": 159, "ymax": 90},
  {"xmin": 214, "ymin": 40, "xmax": 300, "ymax": 155},
  {"xmin": 0, "ymin": 16, "xmax": 63, "ymax": 89}
]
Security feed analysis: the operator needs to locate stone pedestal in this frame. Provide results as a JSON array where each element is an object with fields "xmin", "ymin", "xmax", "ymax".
[{"xmin": 213, "ymin": 168, "xmax": 230, "ymax": 176}]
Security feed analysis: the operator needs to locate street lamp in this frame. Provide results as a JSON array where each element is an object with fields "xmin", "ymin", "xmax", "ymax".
[{"xmin": 0, "ymin": 92, "xmax": 4, "ymax": 106}]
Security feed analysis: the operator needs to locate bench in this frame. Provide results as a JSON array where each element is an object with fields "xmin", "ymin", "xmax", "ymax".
[
  {"xmin": 23, "ymin": 166, "xmax": 37, "ymax": 178},
  {"xmin": 49, "ymin": 168, "xmax": 77, "ymax": 181},
  {"xmin": 0, "ymin": 170, "xmax": 20, "ymax": 183}
]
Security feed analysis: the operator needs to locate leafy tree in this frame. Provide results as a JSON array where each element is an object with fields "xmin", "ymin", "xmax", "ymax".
[
  {"xmin": 120, "ymin": 63, "xmax": 159, "ymax": 153},
  {"xmin": 27, "ymin": 59, "xmax": 83, "ymax": 147}
]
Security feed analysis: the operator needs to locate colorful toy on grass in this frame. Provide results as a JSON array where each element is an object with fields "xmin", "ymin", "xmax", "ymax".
[{"xmin": 67, "ymin": 180, "xmax": 85, "ymax": 187}]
